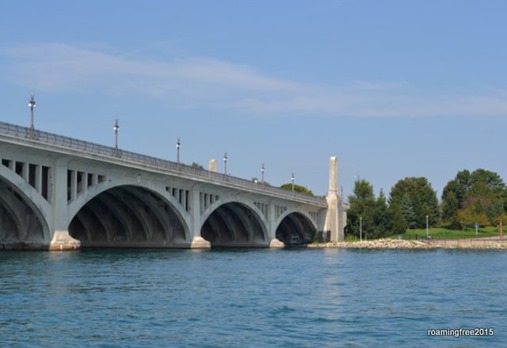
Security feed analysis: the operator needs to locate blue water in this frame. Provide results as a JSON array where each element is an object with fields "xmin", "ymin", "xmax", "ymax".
[{"xmin": 1, "ymin": 248, "xmax": 505, "ymax": 347}]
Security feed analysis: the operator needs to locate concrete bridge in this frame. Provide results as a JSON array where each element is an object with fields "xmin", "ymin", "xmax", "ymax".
[{"xmin": 0, "ymin": 121, "xmax": 346, "ymax": 251}]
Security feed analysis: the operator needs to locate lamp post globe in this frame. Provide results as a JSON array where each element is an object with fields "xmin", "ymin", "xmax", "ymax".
[
  {"xmin": 28, "ymin": 94, "xmax": 36, "ymax": 138},
  {"xmin": 113, "ymin": 119, "xmax": 120, "ymax": 150},
  {"xmin": 176, "ymin": 138, "xmax": 181, "ymax": 164}
]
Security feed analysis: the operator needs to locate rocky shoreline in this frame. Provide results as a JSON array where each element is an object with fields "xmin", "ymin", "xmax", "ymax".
[{"xmin": 308, "ymin": 238, "xmax": 507, "ymax": 249}]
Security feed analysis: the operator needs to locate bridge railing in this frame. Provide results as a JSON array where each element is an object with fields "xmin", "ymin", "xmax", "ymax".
[{"xmin": 0, "ymin": 121, "xmax": 327, "ymax": 206}]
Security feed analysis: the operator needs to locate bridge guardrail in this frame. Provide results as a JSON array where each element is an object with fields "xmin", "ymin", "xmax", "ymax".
[{"xmin": 0, "ymin": 121, "xmax": 327, "ymax": 206}]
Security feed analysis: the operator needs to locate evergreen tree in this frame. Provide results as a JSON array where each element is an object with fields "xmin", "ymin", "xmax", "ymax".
[
  {"xmin": 389, "ymin": 177, "xmax": 439, "ymax": 229},
  {"xmin": 346, "ymin": 180, "xmax": 393, "ymax": 239},
  {"xmin": 391, "ymin": 208, "xmax": 407, "ymax": 235},
  {"xmin": 399, "ymin": 193, "xmax": 417, "ymax": 229}
]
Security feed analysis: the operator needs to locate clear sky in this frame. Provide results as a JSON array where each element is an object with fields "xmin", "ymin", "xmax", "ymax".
[{"xmin": 1, "ymin": 0, "xmax": 506, "ymax": 199}]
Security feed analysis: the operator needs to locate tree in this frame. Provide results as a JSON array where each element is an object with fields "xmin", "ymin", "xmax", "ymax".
[
  {"xmin": 399, "ymin": 193, "xmax": 417, "ymax": 229},
  {"xmin": 191, "ymin": 162, "xmax": 204, "ymax": 170},
  {"xmin": 370, "ymin": 190, "xmax": 392, "ymax": 239},
  {"xmin": 391, "ymin": 208, "xmax": 407, "ymax": 235},
  {"xmin": 441, "ymin": 190, "xmax": 460, "ymax": 228},
  {"xmin": 441, "ymin": 169, "xmax": 507, "ymax": 228},
  {"xmin": 389, "ymin": 177, "xmax": 439, "ymax": 229},
  {"xmin": 346, "ymin": 180, "xmax": 393, "ymax": 239},
  {"xmin": 280, "ymin": 183, "xmax": 314, "ymax": 196}
]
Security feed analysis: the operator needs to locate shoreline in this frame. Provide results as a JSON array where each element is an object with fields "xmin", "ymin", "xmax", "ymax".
[{"xmin": 308, "ymin": 238, "xmax": 507, "ymax": 249}]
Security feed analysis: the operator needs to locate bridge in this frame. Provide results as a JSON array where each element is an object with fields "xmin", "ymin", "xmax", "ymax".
[{"xmin": 0, "ymin": 120, "xmax": 346, "ymax": 251}]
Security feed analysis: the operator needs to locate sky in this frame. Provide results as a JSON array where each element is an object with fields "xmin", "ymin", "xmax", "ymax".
[{"xmin": 1, "ymin": 0, "xmax": 506, "ymax": 199}]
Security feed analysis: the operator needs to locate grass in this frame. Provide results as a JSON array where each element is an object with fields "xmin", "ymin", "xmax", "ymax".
[
  {"xmin": 342, "ymin": 226, "xmax": 503, "ymax": 242},
  {"xmin": 403, "ymin": 226, "xmax": 501, "ymax": 240}
]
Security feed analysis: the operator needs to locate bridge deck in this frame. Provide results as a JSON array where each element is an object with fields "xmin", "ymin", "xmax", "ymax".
[{"xmin": 0, "ymin": 121, "xmax": 326, "ymax": 207}]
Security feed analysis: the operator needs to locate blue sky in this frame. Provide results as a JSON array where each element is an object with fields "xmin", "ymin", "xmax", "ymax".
[{"xmin": 1, "ymin": 0, "xmax": 506, "ymax": 199}]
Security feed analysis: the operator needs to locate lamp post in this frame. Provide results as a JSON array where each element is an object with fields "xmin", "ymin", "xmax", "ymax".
[
  {"xmin": 360, "ymin": 216, "xmax": 363, "ymax": 242},
  {"xmin": 291, "ymin": 172, "xmax": 295, "ymax": 191},
  {"xmin": 176, "ymin": 137, "xmax": 181, "ymax": 164},
  {"xmin": 113, "ymin": 119, "xmax": 119, "ymax": 151},
  {"xmin": 223, "ymin": 152, "xmax": 228, "ymax": 175},
  {"xmin": 426, "ymin": 215, "xmax": 429, "ymax": 239},
  {"xmin": 261, "ymin": 163, "xmax": 265, "ymax": 183},
  {"xmin": 28, "ymin": 94, "xmax": 36, "ymax": 138}
]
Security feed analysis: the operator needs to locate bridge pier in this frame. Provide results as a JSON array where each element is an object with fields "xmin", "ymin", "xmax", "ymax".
[
  {"xmin": 190, "ymin": 236, "xmax": 211, "ymax": 249},
  {"xmin": 269, "ymin": 238, "xmax": 284, "ymax": 248},
  {"xmin": 49, "ymin": 230, "xmax": 80, "ymax": 251}
]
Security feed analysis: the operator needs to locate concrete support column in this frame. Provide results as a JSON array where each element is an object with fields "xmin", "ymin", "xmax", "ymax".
[
  {"xmin": 70, "ymin": 170, "xmax": 77, "ymax": 202},
  {"xmin": 46, "ymin": 167, "xmax": 53, "ymax": 203},
  {"xmin": 189, "ymin": 187, "xmax": 210, "ymax": 249},
  {"xmin": 35, "ymin": 165, "xmax": 42, "ymax": 194},
  {"xmin": 82, "ymin": 172, "xmax": 88, "ymax": 193},
  {"xmin": 181, "ymin": 189, "xmax": 186, "ymax": 211},
  {"xmin": 49, "ymin": 161, "xmax": 80, "ymax": 251},
  {"xmin": 268, "ymin": 200, "xmax": 283, "ymax": 247},
  {"xmin": 20, "ymin": 162, "xmax": 28, "ymax": 182}
]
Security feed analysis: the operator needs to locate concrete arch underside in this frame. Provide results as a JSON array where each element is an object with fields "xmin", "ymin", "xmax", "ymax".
[
  {"xmin": 276, "ymin": 212, "xmax": 316, "ymax": 246},
  {"xmin": 69, "ymin": 185, "xmax": 188, "ymax": 248},
  {"xmin": 0, "ymin": 178, "xmax": 48, "ymax": 249},
  {"xmin": 201, "ymin": 202, "xmax": 267, "ymax": 248}
]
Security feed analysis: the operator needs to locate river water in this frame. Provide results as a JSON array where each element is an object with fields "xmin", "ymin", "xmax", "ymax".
[{"xmin": 1, "ymin": 248, "xmax": 505, "ymax": 347}]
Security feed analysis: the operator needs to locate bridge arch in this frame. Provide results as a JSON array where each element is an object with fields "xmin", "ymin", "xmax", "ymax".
[
  {"xmin": 68, "ymin": 184, "xmax": 190, "ymax": 248},
  {"xmin": 275, "ymin": 210, "xmax": 317, "ymax": 246},
  {"xmin": 200, "ymin": 199, "xmax": 268, "ymax": 247},
  {"xmin": 0, "ymin": 165, "xmax": 51, "ymax": 248}
]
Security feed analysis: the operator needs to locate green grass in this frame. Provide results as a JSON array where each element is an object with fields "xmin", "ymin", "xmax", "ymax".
[{"xmin": 403, "ymin": 226, "xmax": 501, "ymax": 240}]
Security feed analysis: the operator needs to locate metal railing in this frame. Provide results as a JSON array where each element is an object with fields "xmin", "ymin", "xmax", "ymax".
[{"xmin": 0, "ymin": 121, "xmax": 327, "ymax": 207}]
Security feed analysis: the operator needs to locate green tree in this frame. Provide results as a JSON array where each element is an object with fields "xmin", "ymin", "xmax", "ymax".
[
  {"xmin": 390, "ymin": 208, "xmax": 407, "ymax": 235},
  {"xmin": 346, "ymin": 180, "xmax": 393, "ymax": 239},
  {"xmin": 389, "ymin": 177, "xmax": 439, "ymax": 229},
  {"xmin": 441, "ymin": 169, "xmax": 507, "ymax": 228},
  {"xmin": 280, "ymin": 183, "xmax": 314, "ymax": 196},
  {"xmin": 399, "ymin": 193, "xmax": 417, "ymax": 229},
  {"xmin": 441, "ymin": 189, "xmax": 460, "ymax": 228},
  {"xmin": 346, "ymin": 179, "xmax": 375, "ymax": 238},
  {"xmin": 191, "ymin": 162, "xmax": 204, "ymax": 170},
  {"xmin": 370, "ymin": 190, "xmax": 393, "ymax": 238}
]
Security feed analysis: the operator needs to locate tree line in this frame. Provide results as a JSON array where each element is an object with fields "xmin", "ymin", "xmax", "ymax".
[{"xmin": 346, "ymin": 169, "xmax": 507, "ymax": 239}]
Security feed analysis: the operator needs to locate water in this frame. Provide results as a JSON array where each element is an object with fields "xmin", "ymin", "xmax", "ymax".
[{"xmin": 1, "ymin": 248, "xmax": 506, "ymax": 347}]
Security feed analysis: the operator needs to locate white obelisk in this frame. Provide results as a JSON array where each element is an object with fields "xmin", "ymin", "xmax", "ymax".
[{"xmin": 324, "ymin": 156, "xmax": 344, "ymax": 242}]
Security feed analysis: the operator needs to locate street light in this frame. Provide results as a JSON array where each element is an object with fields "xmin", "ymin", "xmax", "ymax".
[
  {"xmin": 426, "ymin": 215, "xmax": 429, "ymax": 239},
  {"xmin": 291, "ymin": 172, "xmax": 295, "ymax": 191},
  {"xmin": 176, "ymin": 137, "xmax": 181, "ymax": 164},
  {"xmin": 223, "ymin": 152, "xmax": 228, "ymax": 175},
  {"xmin": 360, "ymin": 216, "xmax": 363, "ymax": 242},
  {"xmin": 113, "ymin": 119, "xmax": 120, "ymax": 150},
  {"xmin": 28, "ymin": 94, "xmax": 36, "ymax": 138},
  {"xmin": 261, "ymin": 163, "xmax": 265, "ymax": 183}
]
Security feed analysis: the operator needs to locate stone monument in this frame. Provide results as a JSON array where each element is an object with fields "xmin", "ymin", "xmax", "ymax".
[
  {"xmin": 209, "ymin": 158, "xmax": 217, "ymax": 172},
  {"xmin": 323, "ymin": 156, "xmax": 345, "ymax": 242}
]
